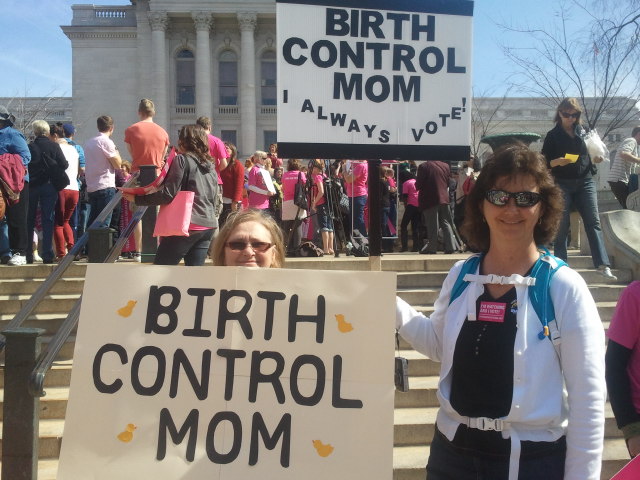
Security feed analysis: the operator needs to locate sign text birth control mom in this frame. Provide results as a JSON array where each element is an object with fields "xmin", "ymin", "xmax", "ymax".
[
  {"xmin": 277, "ymin": 0, "xmax": 474, "ymax": 160},
  {"xmin": 58, "ymin": 265, "xmax": 396, "ymax": 480}
]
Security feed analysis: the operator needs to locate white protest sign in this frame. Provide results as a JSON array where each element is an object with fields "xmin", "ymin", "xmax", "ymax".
[
  {"xmin": 58, "ymin": 265, "xmax": 396, "ymax": 479},
  {"xmin": 277, "ymin": 0, "xmax": 474, "ymax": 160}
]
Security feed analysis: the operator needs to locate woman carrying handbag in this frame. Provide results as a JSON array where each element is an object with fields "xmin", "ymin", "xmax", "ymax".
[{"xmin": 123, "ymin": 124, "xmax": 219, "ymax": 266}]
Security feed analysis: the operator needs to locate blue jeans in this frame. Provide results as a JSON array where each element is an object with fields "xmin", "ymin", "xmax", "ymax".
[
  {"xmin": 554, "ymin": 177, "xmax": 610, "ymax": 268},
  {"xmin": 154, "ymin": 229, "xmax": 214, "ymax": 266},
  {"xmin": 316, "ymin": 203, "xmax": 334, "ymax": 232},
  {"xmin": 349, "ymin": 195, "xmax": 367, "ymax": 237},
  {"xmin": 88, "ymin": 187, "xmax": 116, "ymax": 229},
  {"xmin": 427, "ymin": 428, "xmax": 565, "ymax": 480},
  {"xmin": 27, "ymin": 181, "xmax": 58, "ymax": 263},
  {"xmin": 0, "ymin": 216, "xmax": 10, "ymax": 258}
]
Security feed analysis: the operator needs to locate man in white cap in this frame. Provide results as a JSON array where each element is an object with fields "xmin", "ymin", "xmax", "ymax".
[{"xmin": 0, "ymin": 105, "xmax": 31, "ymax": 265}]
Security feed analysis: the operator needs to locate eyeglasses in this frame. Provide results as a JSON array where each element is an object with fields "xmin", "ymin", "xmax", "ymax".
[
  {"xmin": 486, "ymin": 190, "xmax": 542, "ymax": 207},
  {"xmin": 559, "ymin": 111, "xmax": 580, "ymax": 119},
  {"xmin": 226, "ymin": 241, "xmax": 273, "ymax": 252}
]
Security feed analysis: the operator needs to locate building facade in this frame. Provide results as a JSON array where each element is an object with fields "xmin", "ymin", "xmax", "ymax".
[
  {"xmin": 58, "ymin": 1, "xmax": 638, "ymax": 162},
  {"xmin": 62, "ymin": 0, "xmax": 277, "ymax": 158}
]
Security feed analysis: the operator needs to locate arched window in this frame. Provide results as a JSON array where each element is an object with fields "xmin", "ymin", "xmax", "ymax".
[
  {"xmin": 219, "ymin": 51, "xmax": 238, "ymax": 105},
  {"xmin": 176, "ymin": 49, "xmax": 195, "ymax": 105},
  {"xmin": 261, "ymin": 51, "xmax": 276, "ymax": 106}
]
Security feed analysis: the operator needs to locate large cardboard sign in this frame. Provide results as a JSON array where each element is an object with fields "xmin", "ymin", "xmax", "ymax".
[
  {"xmin": 58, "ymin": 265, "xmax": 396, "ymax": 479},
  {"xmin": 277, "ymin": 0, "xmax": 474, "ymax": 160}
]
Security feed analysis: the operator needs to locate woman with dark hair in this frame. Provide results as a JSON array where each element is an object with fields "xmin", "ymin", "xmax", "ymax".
[
  {"xmin": 541, "ymin": 97, "xmax": 616, "ymax": 280},
  {"xmin": 50, "ymin": 122, "xmax": 79, "ymax": 260},
  {"xmin": 123, "ymin": 124, "xmax": 218, "ymax": 266},
  {"xmin": 211, "ymin": 208, "xmax": 285, "ymax": 268},
  {"xmin": 396, "ymin": 144, "xmax": 606, "ymax": 480},
  {"xmin": 219, "ymin": 142, "xmax": 244, "ymax": 228}
]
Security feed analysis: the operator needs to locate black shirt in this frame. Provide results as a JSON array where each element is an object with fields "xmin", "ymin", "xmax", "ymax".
[
  {"xmin": 541, "ymin": 123, "xmax": 593, "ymax": 180},
  {"xmin": 450, "ymin": 287, "xmax": 518, "ymax": 418}
]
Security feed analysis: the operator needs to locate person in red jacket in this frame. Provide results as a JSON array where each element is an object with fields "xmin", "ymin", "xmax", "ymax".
[{"xmin": 218, "ymin": 142, "xmax": 244, "ymax": 227}]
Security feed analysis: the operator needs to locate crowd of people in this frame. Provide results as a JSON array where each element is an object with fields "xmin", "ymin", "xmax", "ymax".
[{"xmin": 0, "ymin": 96, "xmax": 634, "ymax": 272}]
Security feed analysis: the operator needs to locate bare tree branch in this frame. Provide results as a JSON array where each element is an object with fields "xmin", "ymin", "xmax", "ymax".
[{"xmin": 497, "ymin": 0, "xmax": 640, "ymax": 138}]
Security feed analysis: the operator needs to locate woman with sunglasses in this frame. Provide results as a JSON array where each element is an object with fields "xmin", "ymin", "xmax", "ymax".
[
  {"xmin": 541, "ymin": 97, "xmax": 616, "ymax": 280},
  {"xmin": 396, "ymin": 144, "xmax": 605, "ymax": 480},
  {"xmin": 211, "ymin": 208, "xmax": 285, "ymax": 268}
]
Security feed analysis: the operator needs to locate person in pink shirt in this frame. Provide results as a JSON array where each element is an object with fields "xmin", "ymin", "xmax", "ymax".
[
  {"xmin": 343, "ymin": 159, "xmax": 368, "ymax": 237},
  {"xmin": 247, "ymin": 150, "xmax": 275, "ymax": 211},
  {"xmin": 196, "ymin": 116, "xmax": 228, "ymax": 185},
  {"xmin": 606, "ymin": 281, "xmax": 640, "ymax": 458},
  {"xmin": 281, "ymin": 158, "xmax": 307, "ymax": 255},
  {"xmin": 399, "ymin": 175, "xmax": 421, "ymax": 252}
]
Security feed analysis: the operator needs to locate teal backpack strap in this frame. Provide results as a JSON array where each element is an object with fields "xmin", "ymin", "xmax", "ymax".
[
  {"xmin": 529, "ymin": 249, "xmax": 567, "ymax": 354},
  {"xmin": 449, "ymin": 254, "xmax": 482, "ymax": 306}
]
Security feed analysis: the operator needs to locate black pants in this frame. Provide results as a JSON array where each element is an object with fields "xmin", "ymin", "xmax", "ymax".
[
  {"xmin": 608, "ymin": 181, "xmax": 629, "ymax": 209},
  {"xmin": 5, "ymin": 181, "xmax": 29, "ymax": 255},
  {"xmin": 400, "ymin": 203, "xmax": 421, "ymax": 251}
]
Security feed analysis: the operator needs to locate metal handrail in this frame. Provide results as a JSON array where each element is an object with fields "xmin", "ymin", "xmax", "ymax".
[
  {"xmin": 28, "ymin": 203, "xmax": 148, "ymax": 397},
  {"xmin": 0, "ymin": 173, "xmax": 139, "ymax": 352}
]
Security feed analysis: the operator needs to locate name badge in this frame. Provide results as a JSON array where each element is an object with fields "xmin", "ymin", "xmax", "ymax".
[{"xmin": 478, "ymin": 301, "xmax": 507, "ymax": 323}]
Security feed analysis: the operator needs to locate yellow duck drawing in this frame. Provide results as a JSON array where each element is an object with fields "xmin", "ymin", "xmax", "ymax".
[
  {"xmin": 117, "ymin": 424, "xmax": 137, "ymax": 443},
  {"xmin": 117, "ymin": 300, "xmax": 137, "ymax": 318},
  {"xmin": 335, "ymin": 314, "xmax": 353, "ymax": 333},
  {"xmin": 312, "ymin": 439, "xmax": 334, "ymax": 457}
]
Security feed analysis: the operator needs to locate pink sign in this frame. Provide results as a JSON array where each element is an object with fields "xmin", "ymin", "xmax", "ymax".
[
  {"xmin": 478, "ymin": 301, "xmax": 507, "ymax": 323},
  {"xmin": 611, "ymin": 455, "xmax": 640, "ymax": 479}
]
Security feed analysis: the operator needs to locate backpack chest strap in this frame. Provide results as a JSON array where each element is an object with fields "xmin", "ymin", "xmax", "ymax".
[
  {"xmin": 461, "ymin": 273, "xmax": 534, "ymax": 321},
  {"xmin": 463, "ymin": 273, "xmax": 536, "ymax": 287}
]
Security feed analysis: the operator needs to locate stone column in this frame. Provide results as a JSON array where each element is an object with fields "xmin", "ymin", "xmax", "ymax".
[
  {"xmin": 192, "ymin": 12, "xmax": 213, "ymax": 120},
  {"xmin": 149, "ymin": 11, "xmax": 169, "ymax": 130},
  {"xmin": 238, "ymin": 12, "xmax": 257, "ymax": 157}
]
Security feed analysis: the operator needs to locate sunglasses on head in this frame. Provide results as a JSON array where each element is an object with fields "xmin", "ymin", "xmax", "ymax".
[
  {"xmin": 226, "ymin": 241, "xmax": 273, "ymax": 252},
  {"xmin": 560, "ymin": 111, "xmax": 580, "ymax": 119},
  {"xmin": 486, "ymin": 190, "xmax": 542, "ymax": 207}
]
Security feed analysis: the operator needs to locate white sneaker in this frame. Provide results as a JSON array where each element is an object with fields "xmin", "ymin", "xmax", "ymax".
[
  {"xmin": 33, "ymin": 251, "xmax": 43, "ymax": 263},
  {"xmin": 597, "ymin": 265, "xmax": 617, "ymax": 281},
  {"xmin": 7, "ymin": 253, "xmax": 27, "ymax": 266},
  {"xmin": 133, "ymin": 252, "xmax": 142, "ymax": 263}
]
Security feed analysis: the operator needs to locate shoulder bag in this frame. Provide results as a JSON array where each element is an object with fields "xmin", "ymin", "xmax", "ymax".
[
  {"xmin": 153, "ymin": 154, "xmax": 194, "ymax": 237},
  {"xmin": 294, "ymin": 172, "xmax": 308, "ymax": 210}
]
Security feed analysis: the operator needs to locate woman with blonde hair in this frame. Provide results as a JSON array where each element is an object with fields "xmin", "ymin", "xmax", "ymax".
[
  {"xmin": 247, "ymin": 150, "xmax": 275, "ymax": 212},
  {"xmin": 211, "ymin": 208, "xmax": 285, "ymax": 268}
]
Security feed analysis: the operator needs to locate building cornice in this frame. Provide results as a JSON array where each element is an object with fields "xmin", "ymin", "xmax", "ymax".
[{"xmin": 62, "ymin": 26, "xmax": 137, "ymax": 40}]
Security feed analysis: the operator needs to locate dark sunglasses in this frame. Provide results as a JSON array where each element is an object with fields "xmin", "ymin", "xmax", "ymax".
[
  {"xmin": 486, "ymin": 190, "xmax": 542, "ymax": 207},
  {"xmin": 559, "ymin": 111, "xmax": 580, "ymax": 119},
  {"xmin": 226, "ymin": 241, "xmax": 273, "ymax": 252}
]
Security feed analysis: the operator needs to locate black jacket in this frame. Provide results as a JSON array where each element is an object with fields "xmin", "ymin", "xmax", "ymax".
[
  {"xmin": 541, "ymin": 124, "xmax": 593, "ymax": 180},
  {"xmin": 28, "ymin": 136, "xmax": 69, "ymax": 187}
]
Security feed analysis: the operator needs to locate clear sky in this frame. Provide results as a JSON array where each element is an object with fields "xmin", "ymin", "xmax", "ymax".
[{"xmin": 0, "ymin": 0, "xmax": 592, "ymax": 98}]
